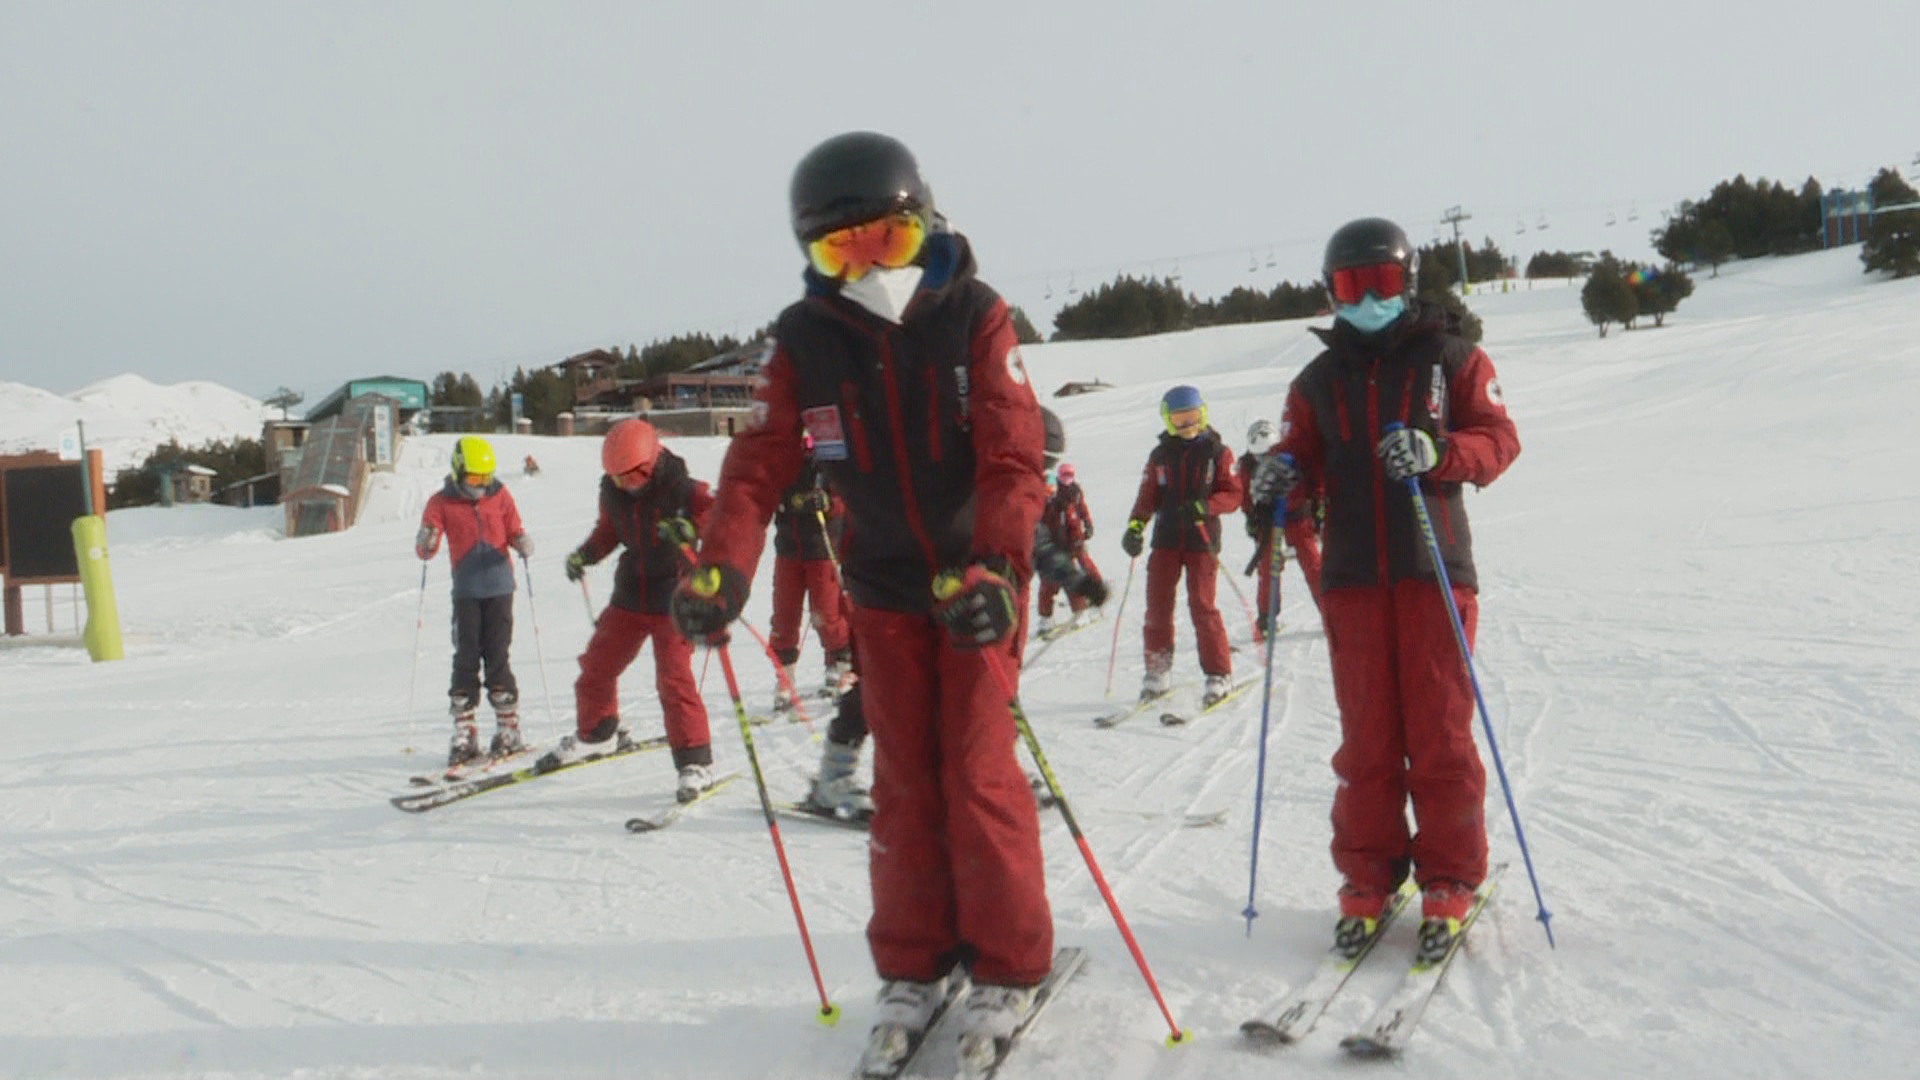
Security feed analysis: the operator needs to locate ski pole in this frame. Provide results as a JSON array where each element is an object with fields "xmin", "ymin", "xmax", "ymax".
[
  {"xmin": 1104, "ymin": 556, "xmax": 1138, "ymax": 698},
  {"xmin": 518, "ymin": 553, "xmax": 561, "ymax": 740},
  {"xmin": 740, "ymin": 619, "xmax": 820, "ymax": 739},
  {"xmin": 979, "ymin": 649, "xmax": 1191, "ymax": 1048},
  {"xmin": 404, "ymin": 561, "xmax": 429, "ymax": 754},
  {"xmin": 1243, "ymin": 470, "xmax": 1291, "ymax": 935},
  {"xmin": 714, "ymin": 640, "xmax": 841, "ymax": 1026},
  {"xmin": 699, "ymin": 645, "xmax": 712, "ymax": 693},
  {"xmin": 579, "ymin": 577, "xmax": 596, "ymax": 623},
  {"xmin": 1384, "ymin": 422, "xmax": 1555, "ymax": 948}
]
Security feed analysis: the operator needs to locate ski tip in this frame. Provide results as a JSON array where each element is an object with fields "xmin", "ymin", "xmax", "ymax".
[
  {"xmin": 1341, "ymin": 1036, "xmax": 1400, "ymax": 1059},
  {"xmin": 1159, "ymin": 712, "xmax": 1188, "ymax": 726}
]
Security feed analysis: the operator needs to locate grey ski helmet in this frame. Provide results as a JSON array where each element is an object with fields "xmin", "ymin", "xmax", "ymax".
[{"xmin": 1322, "ymin": 217, "xmax": 1419, "ymax": 293}]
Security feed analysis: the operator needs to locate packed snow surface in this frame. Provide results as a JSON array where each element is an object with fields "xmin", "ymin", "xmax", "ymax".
[{"xmin": 3, "ymin": 249, "xmax": 1917, "ymax": 1079}]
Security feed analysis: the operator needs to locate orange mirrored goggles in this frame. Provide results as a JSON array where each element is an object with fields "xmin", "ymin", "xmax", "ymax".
[
  {"xmin": 806, "ymin": 212, "xmax": 928, "ymax": 282},
  {"xmin": 462, "ymin": 472, "xmax": 493, "ymax": 487},
  {"xmin": 1166, "ymin": 407, "xmax": 1204, "ymax": 430}
]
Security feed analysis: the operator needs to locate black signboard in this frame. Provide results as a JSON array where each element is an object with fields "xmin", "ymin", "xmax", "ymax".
[{"xmin": 2, "ymin": 464, "xmax": 85, "ymax": 581}]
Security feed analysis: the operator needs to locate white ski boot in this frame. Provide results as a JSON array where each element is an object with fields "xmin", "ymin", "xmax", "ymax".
[
  {"xmin": 447, "ymin": 692, "xmax": 481, "ymax": 768},
  {"xmin": 675, "ymin": 763, "xmax": 716, "ymax": 804},
  {"xmin": 1203, "ymin": 673, "xmax": 1233, "ymax": 708},
  {"xmin": 858, "ymin": 975, "xmax": 957, "ymax": 1077},
  {"xmin": 954, "ymin": 983, "xmax": 1037, "ymax": 1073},
  {"xmin": 486, "ymin": 688, "xmax": 523, "ymax": 756},
  {"xmin": 808, "ymin": 739, "xmax": 874, "ymax": 818}
]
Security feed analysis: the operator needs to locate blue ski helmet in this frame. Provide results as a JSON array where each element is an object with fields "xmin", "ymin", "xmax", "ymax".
[{"xmin": 1160, "ymin": 385, "xmax": 1207, "ymax": 435}]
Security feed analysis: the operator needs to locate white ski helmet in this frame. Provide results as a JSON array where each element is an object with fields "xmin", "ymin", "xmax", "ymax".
[{"xmin": 1247, "ymin": 419, "xmax": 1279, "ymax": 455}]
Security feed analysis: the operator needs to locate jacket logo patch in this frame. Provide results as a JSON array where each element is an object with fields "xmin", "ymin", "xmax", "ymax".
[
  {"xmin": 801, "ymin": 406, "xmax": 849, "ymax": 462},
  {"xmin": 1486, "ymin": 377, "xmax": 1506, "ymax": 409},
  {"xmin": 1006, "ymin": 346, "xmax": 1030, "ymax": 388},
  {"xmin": 1428, "ymin": 365, "xmax": 1447, "ymax": 425}
]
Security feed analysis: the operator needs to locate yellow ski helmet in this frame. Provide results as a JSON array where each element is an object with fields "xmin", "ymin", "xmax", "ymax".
[{"xmin": 451, "ymin": 436, "xmax": 497, "ymax": 482}]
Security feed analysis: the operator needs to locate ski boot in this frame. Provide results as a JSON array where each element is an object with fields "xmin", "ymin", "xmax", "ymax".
[
  {"xmin": 1202, "ymin": 673, "xmax": 1233, "ymax": 708},
  {"xmin": 1139, "ymin": 668, "xmax": 1171, "ymax": 704},
  {"xmin": 486, "ymin": 688, "xmax": 523, "ymax": 757},
  {"xmin": 822, "ymin": 651, "xmax": 855, "ymax": 698},
  {"xmin": 771, "ymin": 663, "xmax": 798, "ymax": 715},
  {"xmin": 1415, "ymin": 881, "xmax": 1475, "ymax": 962},
  {"xmin": 858, "ymin": 975, "xmax": 956, "ymax": 1077},
  {"xmin": 447, "ymin": 692, "xmax": 481, "ymax": 768},
  {"xmin": 807, "ymin": 738, "xmax": 873, "ymax": 819},
  {"xmin": 675, "ymin": 763, "xmax": 716, "ymax": 804},
  {"xmin": 954, "ymin": 983, "xmax": 1037, "ymax": 1074},
  {"xmin": 535, "ymin": 716, "xmax": 629, "ymax": 772}
]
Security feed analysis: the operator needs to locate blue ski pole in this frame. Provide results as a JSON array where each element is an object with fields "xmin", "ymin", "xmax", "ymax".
[
  {"xmin": 1384, "ymin": 421, "xmax": 1555, "ymax": 947},
  {"xmin": 1243, "ymin": 459, "xmax": 1292, "ymax": 936}
]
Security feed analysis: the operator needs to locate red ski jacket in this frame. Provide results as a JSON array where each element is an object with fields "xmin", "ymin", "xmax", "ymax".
[
  {"xmin": 419, "ymin": 478, "xmax": 525, "ymax": 600},
  {"xmin": 1127, "ymin": 429, "xmax": 1242, "ymax": 554},
  {"xmin": 698, "ymin": 232, "xmax": 1047, "ymax": 614},
  {"xmin": 576, "ymin": 449, "xmax": 713, "ymax": 614},
  {"xmin": 1274, "ymin": 301, "xmax": 1519, "ymax": 592}
]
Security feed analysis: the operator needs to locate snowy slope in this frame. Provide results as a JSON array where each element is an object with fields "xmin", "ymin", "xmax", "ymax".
[
  {"xmin": 3, "ymin": 249, "xmax": 1919, "ymax": 1079},
  {"xmin": 0, "ymin": 374, "xmax": 277, "ymax": 475}
]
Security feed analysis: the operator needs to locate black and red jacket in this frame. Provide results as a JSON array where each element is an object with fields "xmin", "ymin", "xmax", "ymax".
[
  {"xmin": 577, "ymin": 449, "xmax": 714, "ymax": 614},
  {"xmin": 699, "ymin": 232, "xmax": 1047, "ymax": 614},
  {"xmin": 1273, "ymin": 300, "xmax": 1519, "ymax": 592},
  {"xmin": 771, "ymin": 458, "xmax": 843, "ymax": 562},
  {"xmin": 1041, "ymin": 482, "xmax": 1093, "ymax": 550},
  {"xmin": 1127, "ymin": 429, "xmax": 1242, "ymax": 554}
]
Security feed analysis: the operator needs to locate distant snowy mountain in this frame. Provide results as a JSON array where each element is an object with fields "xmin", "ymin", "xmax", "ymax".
[{"xmin": 0, "ymin": 373, "xmax": 278, "ymax": 474}]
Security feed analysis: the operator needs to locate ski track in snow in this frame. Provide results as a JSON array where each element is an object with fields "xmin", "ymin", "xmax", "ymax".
[{"xmin": 5, "ymin": 249, "xmax": 1920, "ymax": 1078}]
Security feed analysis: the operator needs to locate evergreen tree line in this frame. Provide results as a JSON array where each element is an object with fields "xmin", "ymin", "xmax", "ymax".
[
  {"xmin": 108, "ymin": 436, "xmax": 267, "ymax": 510},
  {"xmin": 1652, "ymin": 165, "xmax": 1919, "ymax": 276}
]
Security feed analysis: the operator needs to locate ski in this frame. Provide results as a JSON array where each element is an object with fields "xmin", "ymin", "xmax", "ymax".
[
  {"xmin": 1240, "ymin": 878, "xmax": 1418, "ymax": 1046},
  {"xmin": 1093, "ymin": 684, "xmax": 1187, "ymax": 729},
  {"xmin": 407, "ymin": 745, "xmax": 537, "ymax": 787},
  {"xmin": 1159, "ymin": 676, "xmax": 1262, "ymax": 726},
  {"xmin": 389, "ymin": 734, "xmax": 669, "ymax": 813},
  {"xmin": 855, "ymin": 972, "xmax": 972, "ymax": 1080},
  {"xmin": 1339, "ymin": 865, "xmax": 1507, "ymax": 1059},
  {"xmin": 774, "ymin": 799, "xmax": 873, "ymax": 831},
  {"xmin": 624, "ymin": 772, "xmax": 740, "ymax": 832},
  {"xmin": 954, "ymin": 946, "xmax": 1089, "ymax": 1079}
]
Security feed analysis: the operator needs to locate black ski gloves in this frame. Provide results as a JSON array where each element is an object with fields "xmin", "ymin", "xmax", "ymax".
[
  {"xmin": 931, "ymin": 559, "xmax": 1019, "ymax": 648},
  {"xmin": 671, "ymin": 564, "xmax": 749, "ymax": 644}
]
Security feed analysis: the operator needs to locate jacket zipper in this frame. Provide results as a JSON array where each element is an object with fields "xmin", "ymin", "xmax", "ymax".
[
  {"xmin": 924, "ymin": 365, "xmax": 944, "ymax": 464},
  {"xmin": 1367, "ymin": 359, "xmax": 1389, "ymax": 583},
  {"xmin": 874, "ymin": 335, "xmax": 942, "ymax": 576},
  {"xmin": 841, "ymin": 383, "xmax": 874, "ymax": 473}
]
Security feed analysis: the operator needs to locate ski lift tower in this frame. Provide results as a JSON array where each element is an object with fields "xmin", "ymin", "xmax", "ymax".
[{"xmin": 1441, "ymin": 205, "xmax": 1473, "ymax": 295}]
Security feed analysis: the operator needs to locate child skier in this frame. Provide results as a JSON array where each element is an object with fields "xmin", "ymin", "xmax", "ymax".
[
  {"xmin": 415, "ymin": 435, "xmax": 534, "ymax": 766},
  {"xmin": 1035, "ymin": 462, "xmax": 1101, "ymax": 635},
  {"xmin": 551, "ymin": 418, "xmax": 719, "ymax": 803},
  {"xmin": 1248, "ymin": 215, "xmax": 1520, "ymax": 946},
  {"xmin": 669, "ymin": 131, "xmax": 1055, "ymax": 1071},
  {"xmin": 1120, "ymin": 385, "xmax": 1243, "ymax": 706},
  {"xmin": 767, "ymin": 439, "xmax": 853, "ymax": 712}
]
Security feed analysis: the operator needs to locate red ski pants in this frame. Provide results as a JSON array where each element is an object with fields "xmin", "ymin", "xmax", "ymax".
[
  {"xmin": 1143, "ymin": 547, "xmax": 1232, "ymax": 676},
  {"xmin": 1321, "ymin": 580, "xmax": 1487, "ymax": 894},
  {"xmin": 574, "ymin": 605, "xmax": 711, "ymax": 752},
  {"xmin": 851, "ymin": 604, "xmax": 1053, "ymax": 987},
  {"xmin": 769, "ymin": 555, "xmax": 850, "ymax": 663},
  {"xmin": 1285, "ymin": 519, "xmax": 1323, "ymax": 609}
]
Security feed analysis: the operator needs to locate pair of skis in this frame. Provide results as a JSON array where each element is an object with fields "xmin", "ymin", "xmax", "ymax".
[
  {"xmin": 391, "ymin": 734, "xmax": 672, "ymax": 812},
  {"xmin": 856, "ymin": 946, "xmax": 1087, "ymax": 1080},
  {"xmin": 1241, "ymin": 865, "xmax": 1505, "ymax": 1057}
]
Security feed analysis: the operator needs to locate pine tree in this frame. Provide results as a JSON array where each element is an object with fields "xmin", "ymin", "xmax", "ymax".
[{"xmin": 1582, "ymin": 256, "xmax": 1637, "ymax": 338}]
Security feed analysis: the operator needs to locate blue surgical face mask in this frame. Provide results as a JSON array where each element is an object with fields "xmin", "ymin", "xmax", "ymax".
[{"xmin": 1335, "ymin": 294, "xmax": 1407, "ymax": 335}]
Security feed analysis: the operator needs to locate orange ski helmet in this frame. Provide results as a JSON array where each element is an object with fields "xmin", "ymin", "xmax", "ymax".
[{"xmin": 602, "ymin": 419, "xmax": 661, "ymax": 488}]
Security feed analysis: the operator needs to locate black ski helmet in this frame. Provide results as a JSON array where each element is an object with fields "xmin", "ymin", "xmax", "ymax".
[
  {"xmin": 789, "ymin": 132, "xmax": 934, "ymax": 248},
  {"xmin": 1041, "ymin": 406, "xmax": 1065, "ymax": 470},
  {"xmin": 1322, "ymin": 217, "xmax": 1419, "ymax": 294}
]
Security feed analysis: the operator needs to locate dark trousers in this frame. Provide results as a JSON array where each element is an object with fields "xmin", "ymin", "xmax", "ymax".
[{"xmin": 450, "ymin": 595, "xmax": 516, "ymax": 699}]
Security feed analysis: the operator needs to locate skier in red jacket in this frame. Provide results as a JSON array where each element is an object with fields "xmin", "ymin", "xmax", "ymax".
[
  {"xmin": 416, "ymin": 435, "xmax": 533, "ymax": 767},
  {"xmin": 767, "ymin": 441, "xmax": 853, "ymax": 712},
  {"xmin": 668, "ymin": 132, "xmax": 1053, "ymax": 1069},
  {"xmin": 547, "ymin": 419, "xmax": 718, "ymax": 804},
  {"xmin": 1249, "ymin": 216, "xmax": 1520, "ymax": 946},
  {"xmin": 1034, "ymin": 462, "xmax": 1101, "ymax": 635},
  {"xmin": 1121, "ymin": 385, "xmax": 1244, "ymax": 706}
]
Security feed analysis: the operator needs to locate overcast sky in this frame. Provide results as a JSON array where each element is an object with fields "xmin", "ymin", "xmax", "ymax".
[{"xmin": 2, "ymin": 1, "xmax": 1914, "ymax": 403}]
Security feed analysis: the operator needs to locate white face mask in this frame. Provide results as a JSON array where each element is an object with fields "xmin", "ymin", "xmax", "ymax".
[{"xmin": 840, "ymin": 265, "xmax": 925, "ymax": 324}]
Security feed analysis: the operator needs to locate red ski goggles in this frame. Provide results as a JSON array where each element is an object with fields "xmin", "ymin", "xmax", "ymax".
[
  {"xmin": 1327, "ymin": 262, "xmax": 1409, "ymax": 305},
  {"xmin": 806, "ymin": 212, "xmax": 928, "ymax": 282}
]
